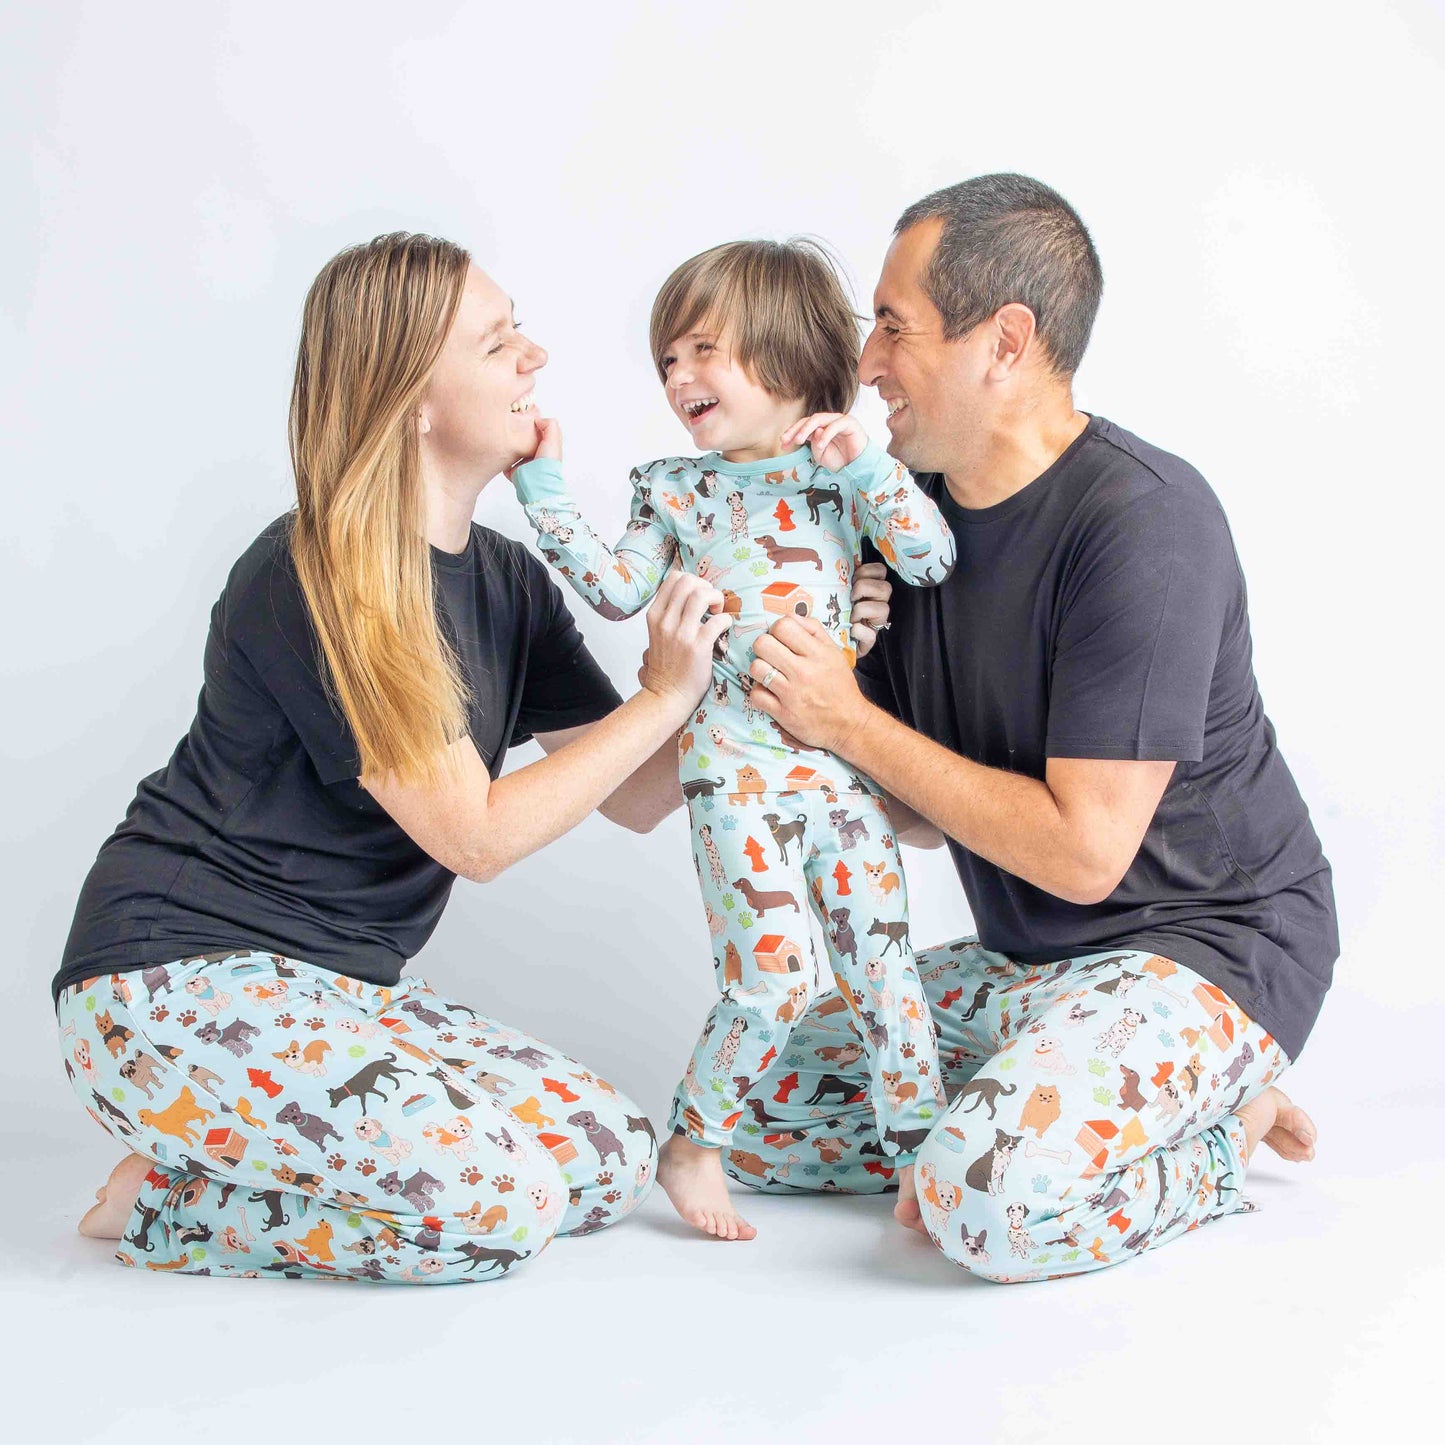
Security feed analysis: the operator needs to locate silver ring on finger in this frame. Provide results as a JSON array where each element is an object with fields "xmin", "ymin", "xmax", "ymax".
[{"xmin": 761, "ymin": 666, "xmax": 778, "ymax": 690}]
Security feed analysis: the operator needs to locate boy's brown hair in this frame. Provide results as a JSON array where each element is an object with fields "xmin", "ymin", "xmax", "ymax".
[{"xmin": 649, "ymin": 238, "xmax": 860, "ymax": 414}]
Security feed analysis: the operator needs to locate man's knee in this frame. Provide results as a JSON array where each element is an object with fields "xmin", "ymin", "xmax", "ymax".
[{"xmin": 914, "ymin": 1126, "xmax": 1060, "ymax": 1284}]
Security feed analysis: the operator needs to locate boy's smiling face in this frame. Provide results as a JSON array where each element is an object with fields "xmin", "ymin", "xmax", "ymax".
[{"xmin": 661, "ymin": 320, "xmax": 807, "ymax": 464}]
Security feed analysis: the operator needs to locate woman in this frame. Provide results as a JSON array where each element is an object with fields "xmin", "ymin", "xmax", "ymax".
[{"xmin": 53, "ymin": 231, "xmax": 893, "ymax": 1283}]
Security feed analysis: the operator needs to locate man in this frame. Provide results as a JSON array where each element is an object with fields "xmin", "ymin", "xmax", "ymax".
[{"xmin": 739, "ymin": 174, "xmax": 1336, "ymax": 1281}]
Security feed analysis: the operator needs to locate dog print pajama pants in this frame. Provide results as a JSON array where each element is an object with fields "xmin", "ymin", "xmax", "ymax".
[
  {"xmin": 670, "ymin": 787, "xmax": 943, "ymax": 1159},
  {"xmin": 722, "ymin": 937, "xmax": 1288, "ymax": 1282},
  {"xmin": 57, "ymin": 951, "xmax": 657, "ymax": 1282},
  {"xmin": 513, "ymin": 440, "xmax": 958, "ymax": 1164}
]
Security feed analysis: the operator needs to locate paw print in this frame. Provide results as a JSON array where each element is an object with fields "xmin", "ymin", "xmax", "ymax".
[
  {"xmin": 881, "ymin": 833, "xmax": 895, "ymax": 850},
  {"xmin": 918, "ymin": 1061, "xmax": 930, "ymax": 1076},
  {"xmin": 150, "ymin": 1005, "xmax": 169, "ymax": 1022},
  {"xmin": 901, "ymin": 1042, "xmax": 916, "ymax": 1058},
  {"xmin": 492, "ymin": 1173, "xmax": 515, "ymax": 1194},
  {"xmin": 597, "ymin": 1170, "xmax": 613, "ymax": 1186},
  {"xmin": 177, "ymin": 1008, "xmax": 198, "ymax": 1027},
  {"xmin": 1087, "ymin": 1058, "xmax": 1108, "ymax": 1077},
  {"xmin": 356, "ymin": 1158, "xmax": 378, "ymax": 1177},
  {"xmin": 1032, "ymin": 1173, "xmax": 1050, "ymax": 1193},
  {"xmin": 1093, "ymin": 1086, "xmax": 1112, "ymax": 1106},
  {"xmin": 468, "ymin": 1037, "xmax": 488, "ymax": 1049},
  {"xmin": 305, "ymin": 1017, "xmax": 326, "ymax": 1032},
  {"xmin": 720, "ymin": 814, "xmax": 738, "ymax": 831},
  {"xmin": 737, "ymin": 911, "xmax": 754, "ymax": 929},
  {"xmin": 327, "ymin": 1153, "xmax": 346, "ymax": 1170},
  {"xmin": 437, "ymin": 1031, "xmax": 457, "ymax": 1044},
  {"xmin": 459, "ymin": 1165, "xmax": 484, "ymax": 1186},
  {"xmin": 276, "ymin": 1013, "xmax": 296, "ymax": 1028},
  {"xmin": 602, "ymin": 1189, "xmax": 622, "ymax": 1204},
  {"xmin": 1157, "ymin": 1030, "xmax": 1174, "ymax": 1047}
]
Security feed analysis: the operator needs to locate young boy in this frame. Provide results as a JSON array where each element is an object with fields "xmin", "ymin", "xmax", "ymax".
[{"xmin": 512, "ymin": 239, "xmax": 956, "ymax": 1239}]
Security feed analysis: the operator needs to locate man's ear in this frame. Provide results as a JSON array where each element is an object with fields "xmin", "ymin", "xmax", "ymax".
[{"xmin": 987, "ymin": 303, "xmax": 1039, "ymax": 380}]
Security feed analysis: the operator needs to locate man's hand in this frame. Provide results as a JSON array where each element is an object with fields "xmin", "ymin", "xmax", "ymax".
[
  {"xmin": 780, "ymin": 412, "xmax": 868, "ymax": 472},
  {"xmin": 849, "ymin": 560, "xmax": 891, "ymax": 659},
  {"xmin": 747, "ymin": 615, "xmax": 872, "ymax": 754}
]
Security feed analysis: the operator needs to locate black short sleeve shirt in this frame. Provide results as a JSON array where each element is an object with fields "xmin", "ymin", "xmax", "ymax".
[
  {"xmin": 856, "ymin": 416, "xmax": 1337, "ymax": 1060},
  {"xmin": 54, "ymin": 517, "xmax": 623, "ymax": 1000}
]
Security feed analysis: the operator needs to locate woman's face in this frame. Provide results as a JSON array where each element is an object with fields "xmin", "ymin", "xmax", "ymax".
[{"xmin": 419, "ymin": 264, "xmax": 547, "ymax": 478}]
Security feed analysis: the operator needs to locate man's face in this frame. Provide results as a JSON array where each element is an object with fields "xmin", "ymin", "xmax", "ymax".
[{"xmin": 859, "ymin": 217, "xmax": 986, "ymax": 475}]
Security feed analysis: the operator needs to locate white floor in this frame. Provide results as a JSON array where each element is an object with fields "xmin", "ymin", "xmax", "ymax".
[{"xmin": 6, "ymin": 981, "xmax": 1436, "ymax": 1444}]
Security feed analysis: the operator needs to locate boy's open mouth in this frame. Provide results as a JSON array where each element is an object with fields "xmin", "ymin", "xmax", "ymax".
[{"xmin": 682, "ymin": 397, "xmax": 719, "ymax": 425}]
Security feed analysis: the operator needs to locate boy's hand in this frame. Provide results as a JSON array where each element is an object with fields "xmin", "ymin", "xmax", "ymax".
[
  {"xmin": 505, "ymin": 417, "xmax": 563, "ymax": 482},
  {"xmin": 780, "ymin": 412, "xmax": 867, "ymax": 472}
]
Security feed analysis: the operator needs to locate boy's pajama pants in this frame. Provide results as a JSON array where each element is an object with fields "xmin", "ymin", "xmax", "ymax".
[
  {"xmin": 722, "ymin": 936, "xmax": 1289, "ymax": 1282},
  {"xmin": 57, "ymin": 951, "xmax": 657, "ymax": 1283},
  {"xmin": 666, "ymin": 789, "xmax": 943, "ymax": 1160}
]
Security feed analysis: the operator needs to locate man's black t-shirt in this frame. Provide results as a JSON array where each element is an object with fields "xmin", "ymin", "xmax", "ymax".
[
  {"xmin": 54, "ymin": 517, "xmax": 624, "ymax": 1002},
  {"xmin": 856, "ymin": 415, "xmax": 1337, "ymax": 1060}
]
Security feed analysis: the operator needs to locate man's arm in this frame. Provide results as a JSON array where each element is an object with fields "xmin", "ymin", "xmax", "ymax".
[{"xmin": 747, "ymin": 616, "xmax": 1171, "ymax": 902}]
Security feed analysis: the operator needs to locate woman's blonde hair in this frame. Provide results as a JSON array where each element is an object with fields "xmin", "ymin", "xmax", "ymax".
[
  {"xmin": 649, "ymin": 237, "xmax": 860, "ymax": 414},
  {"xmin": 288, "ymin": 231, "xmax": 472, "ymax": 788}
]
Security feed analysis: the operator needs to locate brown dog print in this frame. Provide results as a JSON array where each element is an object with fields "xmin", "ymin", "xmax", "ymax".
[
  {"xmin": 1017, "ymin": 1084, "xmax": 1062, "ymax": 1139},
  {"xmin": 136, "ymin": 1086, "xmax": 215, "ymax": 1146}
]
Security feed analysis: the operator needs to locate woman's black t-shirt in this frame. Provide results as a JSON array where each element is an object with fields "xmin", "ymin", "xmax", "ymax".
[{"xmin": 53, "ymin": 516, "xmax": 624, "ymax": 1002}]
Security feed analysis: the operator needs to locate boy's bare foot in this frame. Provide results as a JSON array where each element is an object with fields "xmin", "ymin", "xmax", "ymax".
[
  {"xmin": 1237, "ymin": 1085, "xmax": 1317, "ymax": 1165},
  {"xmin": 78, "ymin": 1152, "xmax": 153, "ymax": 1239},
  {"xmin": 894, "ymin": 1163, "xmax": 928, "ymax": 1235},
  {"xmin": 657, "ymin": 1135, "xmax": 757, "ymax": 1240}
]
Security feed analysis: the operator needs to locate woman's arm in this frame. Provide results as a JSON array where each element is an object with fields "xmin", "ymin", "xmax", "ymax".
[{"xmin": 364, "ymin": 571, "xmax": 730, "ymax": 879}]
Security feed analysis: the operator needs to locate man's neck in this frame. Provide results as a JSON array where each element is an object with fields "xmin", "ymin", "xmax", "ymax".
[{"xmin": 942, "ymin": 398, "xmax": 1090, "ymax": 511}]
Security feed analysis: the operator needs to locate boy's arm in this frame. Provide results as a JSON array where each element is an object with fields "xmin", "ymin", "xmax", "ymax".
[
  {"xmin": 514, "ymin": 458, "xmax": 678, "ymax": 617},
  {"xmin": 841, "ymin": 442, "xmax": 956, "ymax": 588}
]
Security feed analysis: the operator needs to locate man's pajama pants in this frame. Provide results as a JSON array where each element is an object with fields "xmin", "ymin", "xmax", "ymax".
[{"xmin": 723, "ymin": 935, "xmax": 1288, "ymax": 1282}]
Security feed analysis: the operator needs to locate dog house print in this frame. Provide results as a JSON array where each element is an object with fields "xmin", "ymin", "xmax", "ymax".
[
  {"xmin": 761, "ymin": 581, "xmax": 814, "ymax": 619},
  {"xmin": 754, "ymin": 934, "xmax": 805, "ymax": 974},
  {"xmin": 203, "ymin": 1126, "xmax": 248, "ymax": 1168},
  {"xmin": 783, "ymin": 765, "xmax": 837, "ymax": 793}
]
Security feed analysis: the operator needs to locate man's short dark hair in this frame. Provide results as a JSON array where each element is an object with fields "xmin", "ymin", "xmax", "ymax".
[{"xmin": 895, "ymin": 174, "xmax": 1103, "ymax": 377}]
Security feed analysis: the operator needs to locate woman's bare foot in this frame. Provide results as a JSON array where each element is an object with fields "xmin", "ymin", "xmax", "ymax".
[
  {"xmin": 657, "ymin": 1135, "xmax": 757, "ymax": 1240},
  {"xmin": 1236, "ymin": 1086, "xmax": 1317, "ymax": 1165},
  {"xmin": 894, "ymin": 1163, "xmax": 928, "ymax": 1235},
  {"xmin": 78, "ymin": 1153, "xmax": 152, "ymax": 1239}
]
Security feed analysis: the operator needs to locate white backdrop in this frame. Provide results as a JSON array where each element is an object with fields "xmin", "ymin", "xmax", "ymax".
[{"xmin": 3, "ymin": 3, "xmax": 1442, "ymax": 1438}]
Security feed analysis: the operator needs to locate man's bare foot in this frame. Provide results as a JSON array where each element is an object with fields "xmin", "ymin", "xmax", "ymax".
[
  {"xmin": 78, "ymin": 1153, "xmax": 153, "ymax": 1239},
  {"xmin": 894, "ymin": 1163, "xmax": 928, "ymax": 1235},
  {"xmin": 657, "ymin": 1135, "xmax": 757, "ymax": 1240},
  {"xmin": 1236, "ymin": 1086, "xmax": 1317, "ymax": 1165}
]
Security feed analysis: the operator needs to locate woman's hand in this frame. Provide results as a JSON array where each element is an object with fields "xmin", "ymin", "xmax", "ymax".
[
  {"xmin": 641, "ymin": 570, "xmax": 731, "ymax": 717},
  {"xmin": 849, "ymin": 560, "xmax": 891, "ymax": 659},
  {"xmin": 505, "ymin": 416, "xmax": 562, "ymax": 482},
  {"xmin": 747, "ymin": 615, "xmax": 873, "ymax": 755},
  {"xmin": 779, "ymin": 412, "xmax": 868, "ymax": 472}
]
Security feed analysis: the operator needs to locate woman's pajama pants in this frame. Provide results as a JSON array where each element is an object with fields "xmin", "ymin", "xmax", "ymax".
[
  {"xmin": 722, "ymin": 936, "xmax": 1288, "ymax": 1282},
  {"xmin": 57, "ymin": 951, "xmax": 657, "ymax": 1283},
  {"xmin": 666, "ymin": 789, "xmax": 942, "ymax": 1160}
]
